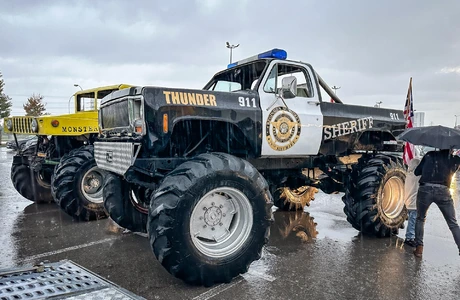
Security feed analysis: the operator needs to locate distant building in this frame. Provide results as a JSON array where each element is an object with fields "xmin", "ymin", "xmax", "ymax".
[{"xmin": 413, "ymin": 111, "xmax": 425, "ymax": 127}]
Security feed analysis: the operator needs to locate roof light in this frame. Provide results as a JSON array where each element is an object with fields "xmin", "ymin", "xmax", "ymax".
[
  {"xmin": 227, "ymin": 62, "xmax": 237, "ymax": 69},
  {"xmin": 257, "ymin": 48, "xmax": 287, "ymax": 60},
  {"xmin": 227, "ymin": 48, "xmax": 287, "ymax": 68}
]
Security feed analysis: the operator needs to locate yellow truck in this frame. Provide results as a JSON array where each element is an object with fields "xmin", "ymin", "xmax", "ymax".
[{"xmin": 4, "ymin": 84, "xmax": 132, "ymax": 221}]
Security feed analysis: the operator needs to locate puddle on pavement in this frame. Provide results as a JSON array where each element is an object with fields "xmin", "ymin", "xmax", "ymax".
[{"xmin": 268, "ymin": 201, "xmax": 359, "ymax": 250}]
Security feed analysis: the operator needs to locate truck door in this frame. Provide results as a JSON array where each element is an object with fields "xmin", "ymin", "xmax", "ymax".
[{"xmin": 258, "ymin": 61, "xmax": 323, "ymax": 156}]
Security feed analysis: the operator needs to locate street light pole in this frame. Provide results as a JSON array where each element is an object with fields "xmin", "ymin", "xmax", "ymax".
[
  {"xmin": 226, "ymin": 42, "xmax": 240, "ymax": 64},
  {"xmin": 73, "ymin": 84, "xmax": 83, "ymax": 91},
  {"xmin": 331, "ymin": 86, "xmax": 341, "ymax": 95},
  {"xmin": 375, "ymin": 101, "xmax": 383, "ymax": 108},
  {"xmin": 71, "ymin": 84, "xmax": 84, "ymax": 111},
  {"xmin": 68, "ymin": 94, "xmax": 73, "ymax": 114}
]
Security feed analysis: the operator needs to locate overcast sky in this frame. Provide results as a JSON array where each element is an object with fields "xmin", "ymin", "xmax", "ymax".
[{"xmin": 1, "ymin": 0, "xmax": 460, "ymax": 126}]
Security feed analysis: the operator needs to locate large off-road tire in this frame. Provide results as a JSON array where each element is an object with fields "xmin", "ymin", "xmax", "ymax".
[
  {"xmin": 51, "ymin": 145, "xmax": 108, "ymax": 221},
  {"xmin": 266, "ymin": 171, "xmax": 318, "ymax": 211},
  {"xmin": 11, "ymin": 162, "xmax": 52, "ymax": 203},
  {"xmin": 342, "ymin": 154, "xmax": 407, "ymax": 237},
  {"xmin": 103, "ymin": 173, "xmax": 151, "ymax": 233},
  {"xmin": 148, "ymin": 152, "xmax": 273, "ymax": 286},
  {"xmin": 273, "ymin": 186, "xmax": 318, "ymax": 211}
]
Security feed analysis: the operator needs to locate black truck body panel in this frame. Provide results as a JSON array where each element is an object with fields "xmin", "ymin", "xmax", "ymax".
[
  {"xmin": 319, "ymin": 102, "xmax": 405, "ymax": 155},
  {"xmin": 144, "ymin": 87, "xmax": 262, "ymax": 156},
  {"xmin": 100, "ymin": 86, "xmax": 405, "ymax": 160},
  {"xmin": 100, "ymin": 86, "xmax": 263, "ymax": 157}
]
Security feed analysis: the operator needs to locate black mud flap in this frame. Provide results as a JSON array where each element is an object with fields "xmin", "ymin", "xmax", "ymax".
[{"xmin": 12, "ymin": 154, "xmax": 30, "ymax": 166}]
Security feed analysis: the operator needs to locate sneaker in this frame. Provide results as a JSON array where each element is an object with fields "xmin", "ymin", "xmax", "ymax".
[{"xmin": 404, "ymin": 239, "xmax": 416, "ymax": 247}]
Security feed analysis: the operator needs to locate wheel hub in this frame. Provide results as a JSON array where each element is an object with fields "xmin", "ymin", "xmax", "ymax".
[
  {"xmin": 80, "ymin": 167, "xmax": 105, "ymax": 204},
  {"xmin": 84, "ymin": 175, "xmax": 101, "ymax": 193},
  {"xmin": 193, "ymin": 194, "xmax": 233, "ymax": 242},
  {"xmin": 380, "ymin": 176, "xmax": 405, "ymax": 219},
  {"xmin": 190, "ymin": 188, "xmax": 253, "ymax": 258},
  {"xmin": 204, "ymin": 205, "xmax": 223, "ymax": 226}
]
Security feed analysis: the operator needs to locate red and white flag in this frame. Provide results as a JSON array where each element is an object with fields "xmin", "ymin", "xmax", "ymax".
[{"xmin": 403, "ymin": 77, "xmax": 415, "ymax": 165}]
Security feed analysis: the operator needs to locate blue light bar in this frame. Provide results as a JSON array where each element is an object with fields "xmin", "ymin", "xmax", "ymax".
[
  {"xmin": 258, "ymin": 48, "xmax": 287, "ymax": 60},
  {"xmin": 227, "ymin": 48, "xmax": 287, "ymax": 68},
  {"xmin": 227, "ymin": 62, "xmax": 237, "ymax": 68}
]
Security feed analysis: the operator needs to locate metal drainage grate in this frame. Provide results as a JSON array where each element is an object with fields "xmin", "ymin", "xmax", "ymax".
[{"xmin": 0, "ymin": 260, "xmax": 145, "ymax": 300}]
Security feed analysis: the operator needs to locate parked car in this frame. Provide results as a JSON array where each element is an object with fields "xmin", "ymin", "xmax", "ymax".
[
  {"xmin": 6, "ymin": 136, "xmax": 37, "ymax": 151},
  {"xmin": 415, "ymin": 145, "xmax": 436, "ymax": 157},
  {"xmin": 415, "ymin": 145, "xmax": 459, "ymax": 157}
]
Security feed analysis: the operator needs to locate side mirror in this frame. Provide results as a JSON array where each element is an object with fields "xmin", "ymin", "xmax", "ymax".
[{"xmin": 281, "ymin": 76, "xmax": 297, "ymax": 99}]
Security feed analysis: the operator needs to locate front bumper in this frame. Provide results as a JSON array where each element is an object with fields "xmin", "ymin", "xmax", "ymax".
[{"xmin": 94, "ymin": 141, "xmax": 141, "ymax": 176}]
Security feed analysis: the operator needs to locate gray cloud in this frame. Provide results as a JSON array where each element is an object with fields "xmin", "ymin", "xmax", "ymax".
[{"xmin": 1, "ymin": 0, "xmax": 460, "ymax": 125}]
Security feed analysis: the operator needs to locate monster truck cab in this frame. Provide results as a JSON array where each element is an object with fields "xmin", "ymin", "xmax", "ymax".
[{"xmin": 94, "ymin": 49, "xmax": 407, "ymax": 286}]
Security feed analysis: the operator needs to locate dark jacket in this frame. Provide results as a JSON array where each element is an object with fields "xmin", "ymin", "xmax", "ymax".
[{"xmin": 414, "ymin": 150, "xmax": 460, "ymax": 187}]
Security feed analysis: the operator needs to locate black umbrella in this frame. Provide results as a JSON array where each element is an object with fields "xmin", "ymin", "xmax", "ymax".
[{"xmin": 397, "ymin": 125, "xmax": 460, "ymax": 149}]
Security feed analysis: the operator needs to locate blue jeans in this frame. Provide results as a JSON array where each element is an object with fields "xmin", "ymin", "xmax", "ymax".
[
  {"xmin": 415, "ymin": 184, "xmax": 460, "ymax": 250},
  {"xmin": 406, "ymin": 209, "xmax": 417, "ymax": 240}
]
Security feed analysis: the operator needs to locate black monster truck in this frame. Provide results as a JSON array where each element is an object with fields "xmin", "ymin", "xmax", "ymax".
[{"xmin": 94, "ymin": 49, "xmax": 407, "ymax": 286}]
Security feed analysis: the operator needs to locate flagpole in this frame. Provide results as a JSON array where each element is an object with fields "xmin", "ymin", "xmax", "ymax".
[
  {"xmin": 410, "ymin": 77, "xmax": 412, "ymax": 97},
  {"xmin": 403, "ymin": 77, "xmax": 415, "ymax": 164}
]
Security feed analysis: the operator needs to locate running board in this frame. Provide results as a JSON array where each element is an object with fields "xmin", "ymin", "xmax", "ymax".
[{"xmin": 0, "ymin": 260, "xmax": 145, "ymax": 299}]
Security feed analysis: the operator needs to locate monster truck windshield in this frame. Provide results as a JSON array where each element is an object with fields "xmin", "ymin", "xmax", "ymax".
[
  {"xmin": 76, "ymin": 89, "xmax": 119, "ymax": 111},
  {"xmin": 206, "ymin": 61, "xmax": 268, "ymax": 92}
]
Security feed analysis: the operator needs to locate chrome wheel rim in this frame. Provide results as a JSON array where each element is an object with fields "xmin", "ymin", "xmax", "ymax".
[
  {"xmin": 81, "ymin": 166, "xmax": 105, "ymax": 204},
  {"xmin": 190, "ymin": 187, "xmax": 253, "ymax": 258},
  {"xmin": 130, "ymin": 188, "xmax": 149, "ymax": 214},
  {"xmin": 36, "ymin": 171, "xmax": 51, "ymax": 189},
  {"xmin": 380, "ymin": 176, "xmax": 405, "ymax": 219}
]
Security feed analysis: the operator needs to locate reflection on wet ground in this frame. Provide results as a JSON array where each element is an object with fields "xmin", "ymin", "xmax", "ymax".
[
  {"xmin": 271, "ymin": 211, "xmax": 318, "ymax": 243},
  {"xmin": 1, "ymin": 147, "xmax": 460, "ymax": 299}
]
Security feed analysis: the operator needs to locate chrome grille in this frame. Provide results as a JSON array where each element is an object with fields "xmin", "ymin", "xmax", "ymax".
[
  {"xmin": 94, "ymin": 142, "xmax": 141, "ymax": 175},
  {"xmin": 101, "ymin": 100, "xmax": 130, "ymax": 129}
]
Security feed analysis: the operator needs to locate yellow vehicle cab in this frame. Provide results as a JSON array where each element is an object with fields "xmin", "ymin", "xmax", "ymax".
[{"xmin": 3, "ymin": 84, "xmax": 132, "ymax": 221}]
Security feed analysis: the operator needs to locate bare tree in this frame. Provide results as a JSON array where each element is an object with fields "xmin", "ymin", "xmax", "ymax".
[{"xmin": 23, "ymin": 94, "xmax": 49, "ymax": 116}]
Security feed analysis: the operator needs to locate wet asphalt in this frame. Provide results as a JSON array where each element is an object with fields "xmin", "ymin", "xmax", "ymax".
[{"xmin": 1, "ymin": 147, "xmax": 460, "ymax": 300}]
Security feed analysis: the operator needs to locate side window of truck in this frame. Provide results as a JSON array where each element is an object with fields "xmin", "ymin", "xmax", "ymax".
[
  {"xmin": 76, "ymin": 92, "xmax": 96, "ymax": 111},
  {"xmin": 263, "ymin": 64, "xmax": 314, "ymax": 98}
]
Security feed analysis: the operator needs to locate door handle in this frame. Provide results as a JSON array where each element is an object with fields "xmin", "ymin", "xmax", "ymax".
[{"xmin": 307, "ymin": 101, "xmax": 320, "ymax": 106}]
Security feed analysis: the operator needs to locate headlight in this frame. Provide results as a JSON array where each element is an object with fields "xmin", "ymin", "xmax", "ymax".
[
  {"xmin": 31, "ymin": 119, "xmax": 38, "ymax": 132},
  {"xmin": 6, "ymin": 119, "xmax": 13, "ymax": 131}
]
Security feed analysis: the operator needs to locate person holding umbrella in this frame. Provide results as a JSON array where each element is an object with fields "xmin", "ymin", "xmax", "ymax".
[{"xmin": 398, "ymin": 125, "xmax": 460, "ymax": 257}]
